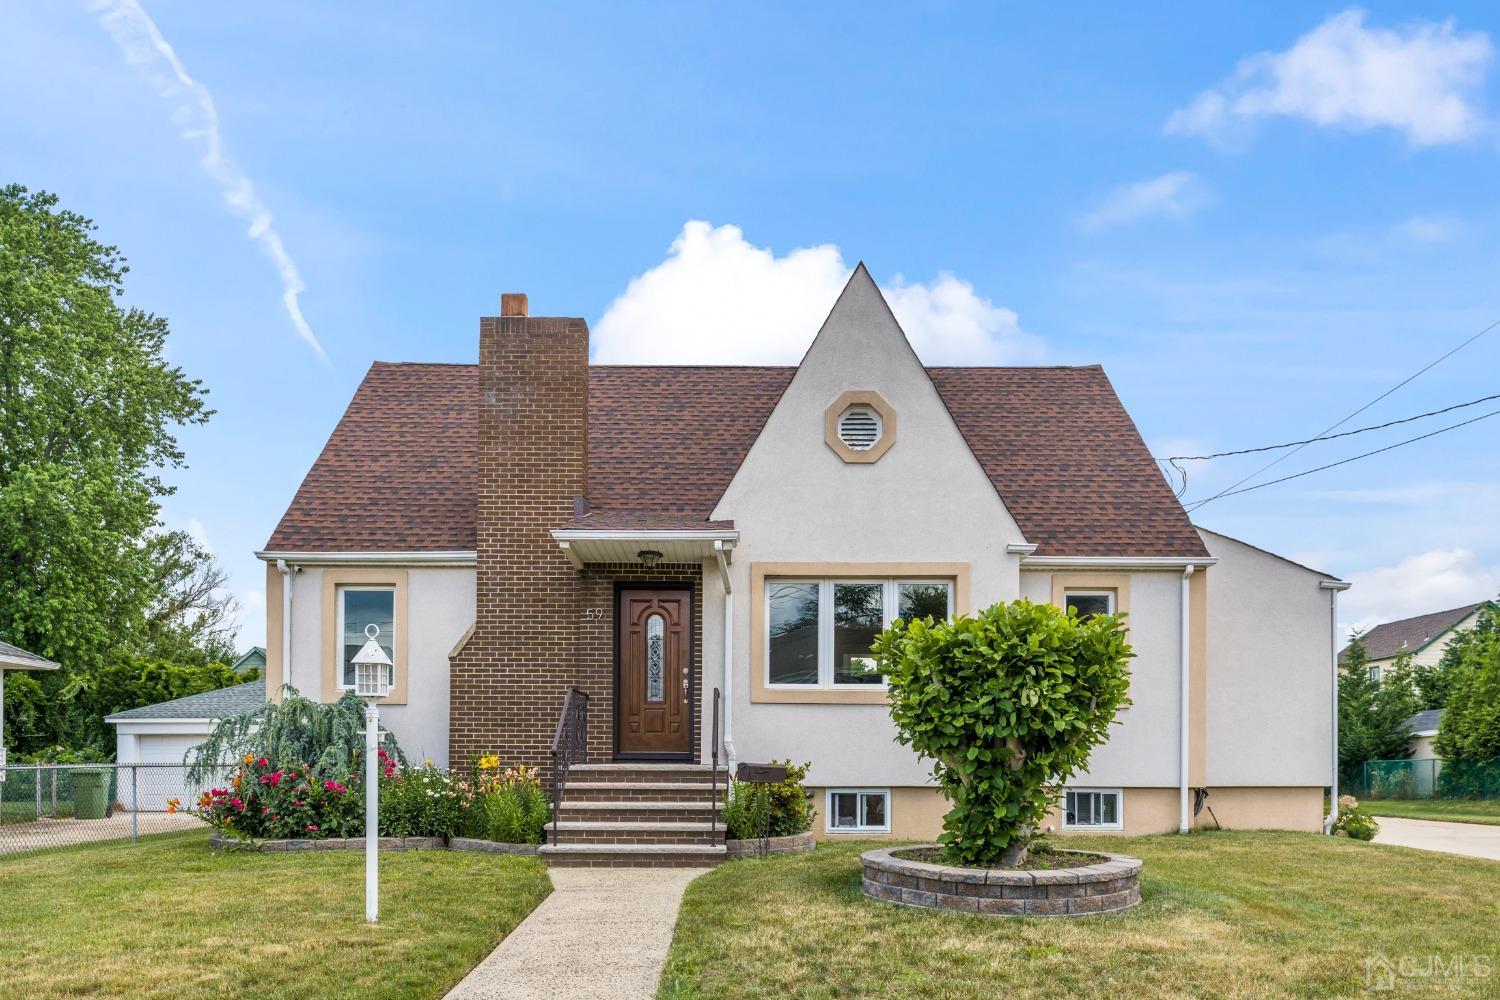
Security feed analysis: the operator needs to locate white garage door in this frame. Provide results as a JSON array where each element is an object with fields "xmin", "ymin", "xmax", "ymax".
[{"xmin": 129, "ymin": 733, "xmax": 213, "ymax": 812}]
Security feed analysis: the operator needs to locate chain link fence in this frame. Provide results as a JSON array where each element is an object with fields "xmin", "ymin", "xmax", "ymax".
[
  {"xmin": 0, "ymin": 762, "xmax": 229, "ymax": 856},
  {"xmin": 1347, "ymin": 757, "xmax": 1500, "ymax": 801}
]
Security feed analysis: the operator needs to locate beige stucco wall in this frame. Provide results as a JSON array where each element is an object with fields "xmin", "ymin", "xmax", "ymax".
[
  {"xmin": 1409, "ymin": 734, "xmax": 1438, "ymax": 760},
  {"xmin": 711, "ymin": 268, "xmax": 1028, "ymax": 788},
  {"xmin": 811, "ymin": 784, "xmax": 1325, "ymax": 841},
  {"xmin": 269, "ymin": 563, "xmax": 473, "ymax": 768},
  {"xmin": 1020, "ymin": 569, "xmax": 1186, "ymax": 787},
  {"xmin": 1197, "ymin": 529, "xmax": 1335, "ymax": 787}
]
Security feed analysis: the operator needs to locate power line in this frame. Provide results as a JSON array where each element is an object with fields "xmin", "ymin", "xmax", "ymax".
[
  {"xmin": 1164, "ymin": 391, "xmax": 1500, "ymax": 461},
  {"xmin": 1182, "ymin": 406, "xmax": 1500, "ymax": 509},
  {"xmin": 1185, "ymin": 315, "xmax": 1500, "ymax": 511}
]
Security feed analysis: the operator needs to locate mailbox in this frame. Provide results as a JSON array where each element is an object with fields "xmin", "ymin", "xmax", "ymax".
[{"xmin": 735, "ymin": 762, "xmax": 789, "ymax": 784}]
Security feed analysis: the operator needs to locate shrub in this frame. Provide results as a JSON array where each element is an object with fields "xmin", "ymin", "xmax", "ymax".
[
  {"xmin": 380, "ymin": 763, "xmax": 468, "ymax": 839},
  {"xmin": 462, "ymin": 758, "xmax": 550, "ymax": 844},
  {"xmin": 1434, "ymin": 606, "xmax": 1500, "ymax": 760},
  {"xmin": 1330, "ymin": 795, "xmax": 1379, "ymax": 841},
  {"xmin": 723, "ymin": 759, "xmax": 813, "ymax": 840},
  {"xmin": 187, "ymin": 685, "xmax": 404, "ymax": 785},
  {"xmin": 182, "ymin": 752, "xmax": 365, "ymax": 840},
  {"xmin": 873, "ymin": 599, "xmax": 1132, "ymax": 868}
]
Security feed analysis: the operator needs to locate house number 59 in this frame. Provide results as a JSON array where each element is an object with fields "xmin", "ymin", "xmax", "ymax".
[{"xmin": 582, "ymin": 608, "xmax": 606, "ymax": 622}]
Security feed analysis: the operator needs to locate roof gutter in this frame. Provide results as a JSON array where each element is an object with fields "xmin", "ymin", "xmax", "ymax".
[
  {"xmin": 548, "ymin": 530, "xmax": 740, "ymax": 543},
  {"xmin": 1321, "ymin": 579, "xmax": 1353, "ymax": 834},
  {"xmin": 1022, "ymin": 555, "xmax": 1219, "ymax": 570},
  {"xmin": 0, "ymin": 655, "xmax": 60, "ymax": 671},
  {"xmin": 257, "ymin": 550, "xmax": 477, "ymax": 566}
]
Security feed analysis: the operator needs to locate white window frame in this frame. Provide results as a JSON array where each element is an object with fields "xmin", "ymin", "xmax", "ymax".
[
  {"xmin": 1368, "ymin": 664, "xmax": 1381, "ymax": 683},
  {"xmin": 1062, "ymin": 787, "xmax": 1124, "ymax": 831},
  {"xmin": 825, "ymin": 788, "xmax": 892, "ymax": 834},
  {"xmin": 1063, "ymin": 589, "xmax": 1116, "ymax": 618},
  {"xmin": 336, "ymin": 585, "xmax": 396, "ymax": 690},
  {"xmin": 765, "ymin": 578, "xmax": 955, "ymax": 690}
]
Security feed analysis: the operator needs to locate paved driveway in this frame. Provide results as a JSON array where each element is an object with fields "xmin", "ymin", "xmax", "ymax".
[{"xmin": 1373, "ymin": 816, "xmax": 1500, "ymax": 861}]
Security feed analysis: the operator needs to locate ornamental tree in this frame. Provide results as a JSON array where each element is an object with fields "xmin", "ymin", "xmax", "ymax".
[{"xmin": 872, "ymin": 599, "xmax": 1132, "ymax": 867}]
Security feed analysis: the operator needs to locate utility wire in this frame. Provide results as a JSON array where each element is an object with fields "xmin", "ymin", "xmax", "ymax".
[
  {"xmin": 1185, "ymin": 316, "xmax": 1500, "ymax": 511},
  {"xmin": 1183, "ymin": 405, "xmax": 1500, "ymax": 508},
  {"xmin": 1164, "ymin": 391, "xmax": 1500, "ymax": 460}
]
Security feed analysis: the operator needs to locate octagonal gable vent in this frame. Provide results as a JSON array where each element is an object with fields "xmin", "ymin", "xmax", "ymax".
[{"xmin": 837, "ymin": 405, "xmax": 882, "ymax": 451}]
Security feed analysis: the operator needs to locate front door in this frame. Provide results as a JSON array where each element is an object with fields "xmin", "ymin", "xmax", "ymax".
[{"xmin": 617, "ymin": 587, "xmax": 692, "ymax": 757}]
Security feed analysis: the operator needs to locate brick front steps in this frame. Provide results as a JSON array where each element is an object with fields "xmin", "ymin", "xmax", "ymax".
[
  {"xmin": 543, "ymin": 762, "xmax": 728, "ymax": 867},
  {"xmin": 860, "ymin": 846, "xmax": 1143, "ymax": 917}
]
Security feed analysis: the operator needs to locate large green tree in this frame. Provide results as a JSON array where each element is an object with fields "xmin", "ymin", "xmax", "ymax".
[
  {"xmin": 1337, "ymin": 637, "xmax": 1421, "ymax": 787},
  {"xmin": 1434, "ymin": 607, "xmax": 1500, "ymax": 761},
  {"xmin": 0, "ymin": 184, "xmax": 211, "ymax": 671}
]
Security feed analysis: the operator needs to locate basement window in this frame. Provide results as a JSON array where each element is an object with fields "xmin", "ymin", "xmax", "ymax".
[
  {"xmin": 1063, "ymin": 788, "xmax": 1123, "ymax": 831},
  {"xmin": 827, "ymin": 789, "xmax": 891, "ymax": 833}
]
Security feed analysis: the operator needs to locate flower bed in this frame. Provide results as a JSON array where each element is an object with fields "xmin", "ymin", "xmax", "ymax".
[
  {"xmin": 209, "ymin": 833, "xmax": 539, "ymax": 855},
  {"xmin": 860, "ymin": 846, "xmax": 1142, "ymax": 917},
  {"xmin": 724, "ymin": 831, "xmax": 816, "ymax": 859}
]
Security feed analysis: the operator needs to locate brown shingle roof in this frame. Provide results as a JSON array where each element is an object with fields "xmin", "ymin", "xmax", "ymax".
[
  {"xmin": 265, "ymin": 362, "xmax": 1207, "ymax": 558},
  {"xmin": 1341, "ymin": 602, "xmax": 1492, "ymax": 663}
]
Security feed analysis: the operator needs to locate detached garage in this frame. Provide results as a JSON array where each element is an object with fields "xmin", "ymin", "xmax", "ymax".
[{"xmin": 106, "ymin": 682, "xmax": 266, "ymax": 810}]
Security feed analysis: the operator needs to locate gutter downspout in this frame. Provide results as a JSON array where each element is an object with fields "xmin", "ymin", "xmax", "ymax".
[
  {"xmin": 1321, "ymin": 580, "xmax": 1351, "ymax": 833},
  {"xmin": 276, "ymin": 559, "xmax": 300, "ymax": 697},
  {"xmin": 1179, "ymin": 565, "xmax": 1195, "ymax": 834}
]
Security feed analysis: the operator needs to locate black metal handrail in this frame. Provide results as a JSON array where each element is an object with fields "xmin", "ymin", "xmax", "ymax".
[
  {"xmin": 710, "ymin": 687, "xmax": 723, "ymax": 838},
  {"xmin": 549, "ymin": 686, "xmax": 589, "ymax": 846}
]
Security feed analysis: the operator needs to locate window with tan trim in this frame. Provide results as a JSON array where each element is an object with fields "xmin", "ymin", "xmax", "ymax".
[
  {"xmin": 750, "ymin": 562, "xmax": 970, "ymax": 705},
  {"xmin": 320, "ymin": 568, "xmax": 408, "ymax": 705},
  {"xmin": 767, "ymin": 578, "xmax": 953, "ymax": 689}
]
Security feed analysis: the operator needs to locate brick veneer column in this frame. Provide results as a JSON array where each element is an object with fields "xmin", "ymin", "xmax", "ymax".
[{"xmin": 450, "ymin": 315, "xmax": 590, "ymax": 772}]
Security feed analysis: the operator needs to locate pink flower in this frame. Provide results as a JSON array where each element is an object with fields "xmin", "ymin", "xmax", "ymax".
[
  {"xmin": 230, "ymin": 797, "xmax": 244, "ymax": 811},
  {"xmin": 256, "ymin": 756, "xmax": 269, "ymax": 768},
  {"xmin": 306, "ymin": 824, "xmax": 319, "ymax": 832},
  {"xmin": 262, "ymin": 806, "xmax": 271, "ymax": 814},
  {"xmin": 323, "ymin": 780, "xmax": 347, "ymax": 794}
]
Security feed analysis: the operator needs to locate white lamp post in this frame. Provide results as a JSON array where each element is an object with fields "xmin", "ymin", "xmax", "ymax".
[{"xmin": 351, "ymin": 623, "xmax": 393, "ymax": 924}]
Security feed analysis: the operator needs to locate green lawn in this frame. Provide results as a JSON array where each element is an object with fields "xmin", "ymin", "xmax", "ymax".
[
  {"xmin": 659, "ymin": 832, "xmax": 1500, "ymax": 999},
  {"xmin": 1363, "ymin": 799, "xmax": 1500, "ymax": 826},
  {"xmin": 0, "ymin": 830, "xmax": 551, "ymax": 999}
]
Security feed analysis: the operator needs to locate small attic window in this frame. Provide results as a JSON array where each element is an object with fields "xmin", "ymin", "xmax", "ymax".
[{"xmin": 837, "ymin": 405, "xmax": 882, "ymax": 451}]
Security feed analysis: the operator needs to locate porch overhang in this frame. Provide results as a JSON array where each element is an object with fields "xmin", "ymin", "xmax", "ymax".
[{"xmin": 550, "ymin": 528, "xmax": 739, "ymax": 582}]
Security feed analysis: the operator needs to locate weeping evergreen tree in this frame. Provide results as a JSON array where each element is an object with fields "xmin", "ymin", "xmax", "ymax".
[{"xmin": 186, "ymin": 685, "xmax": 405, "ymax": 784}]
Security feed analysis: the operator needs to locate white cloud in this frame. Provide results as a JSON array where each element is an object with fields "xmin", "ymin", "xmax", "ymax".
[
  {"xmin": 93, "ymin": 0, "xmax": 329, "ymax": 364},
  {"xmin": 1341, "ymin": 547, "xmax": 1499, "ymax": 639},
  {"xmin": 1080, "ymin": 172, "xmax": 1213, "ymax": 231},
  {"xmin": 592, "ymin": 221, "xmax": 1043, "ymax": 365},
  {"xmin": 186, "ymin": 517, "xmax": 214, "ymax": 555},
  {"xmin": 1166, "ymin": 9, "xmax": 1494, "ymax": 148}
]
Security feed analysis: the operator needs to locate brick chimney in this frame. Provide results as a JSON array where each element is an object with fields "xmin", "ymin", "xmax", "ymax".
[{"xmin": 450, "ymin": 298, "xmax": 589, "ymax": 769}]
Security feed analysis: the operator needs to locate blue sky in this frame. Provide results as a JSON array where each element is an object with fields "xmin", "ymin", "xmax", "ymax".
[{"xmin": 4, "ymin": 2, "xmax": 1499, "ymax": 647}]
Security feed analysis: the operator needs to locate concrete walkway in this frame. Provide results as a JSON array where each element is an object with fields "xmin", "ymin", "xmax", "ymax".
[
  {"xmin": 1373, "ymin": 816, "xmax": 1500, "ymax": 861},
  {"xmin": 445, "ymin": 866, "xmax": 708, "ymax": 1000}
]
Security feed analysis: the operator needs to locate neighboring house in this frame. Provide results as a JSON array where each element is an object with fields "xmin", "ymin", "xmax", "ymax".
[
  {"xmin": 257, "ymin": 269, "xmax": 1346, "ymax": 863},
  {"xmin": 1340, "ymin": 601, "xmax": 1496, "ymax": 682},
  {"xmin": 229, "ymin": 646, "xmax": 267, "ymax": 676},
  {"xmin": 0, "ymin": 640, "xmax": 60, "ymax": 775},
  {"xmin": 105, "ymin": 681, "xmax": 266, "ymax": 808},
  {"xmin": 1401, "ymin": 709, "xmax": 1443, "ymax": 762}
]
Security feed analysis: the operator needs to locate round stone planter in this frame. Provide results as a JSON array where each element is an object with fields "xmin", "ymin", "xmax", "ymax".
[
  {"xmin": 209, "ymin": 834, "xmax": 538, "ymax": 855},
  {"xmin": 860, "ymin": 846, "xmax": 1142, "ymax": 917},
  {"xmin": 724, "ymin": 830, "xmax": 816, "ymax": 859}
]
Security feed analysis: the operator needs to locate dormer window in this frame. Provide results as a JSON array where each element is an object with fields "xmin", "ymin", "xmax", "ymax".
[{"xmin": 823, "ymin": 390, "xmax": 896, "ymax": 463}]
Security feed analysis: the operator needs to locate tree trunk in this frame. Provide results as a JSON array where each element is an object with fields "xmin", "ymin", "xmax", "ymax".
[{"xmin": 1000, "ymin": 838, "xmax": 1028, "ymax": 868}]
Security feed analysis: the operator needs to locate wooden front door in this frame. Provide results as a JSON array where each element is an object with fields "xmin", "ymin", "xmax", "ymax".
[{"xmin": 617, "ymin": 587, "xmax": 692, "ymax": 757}]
